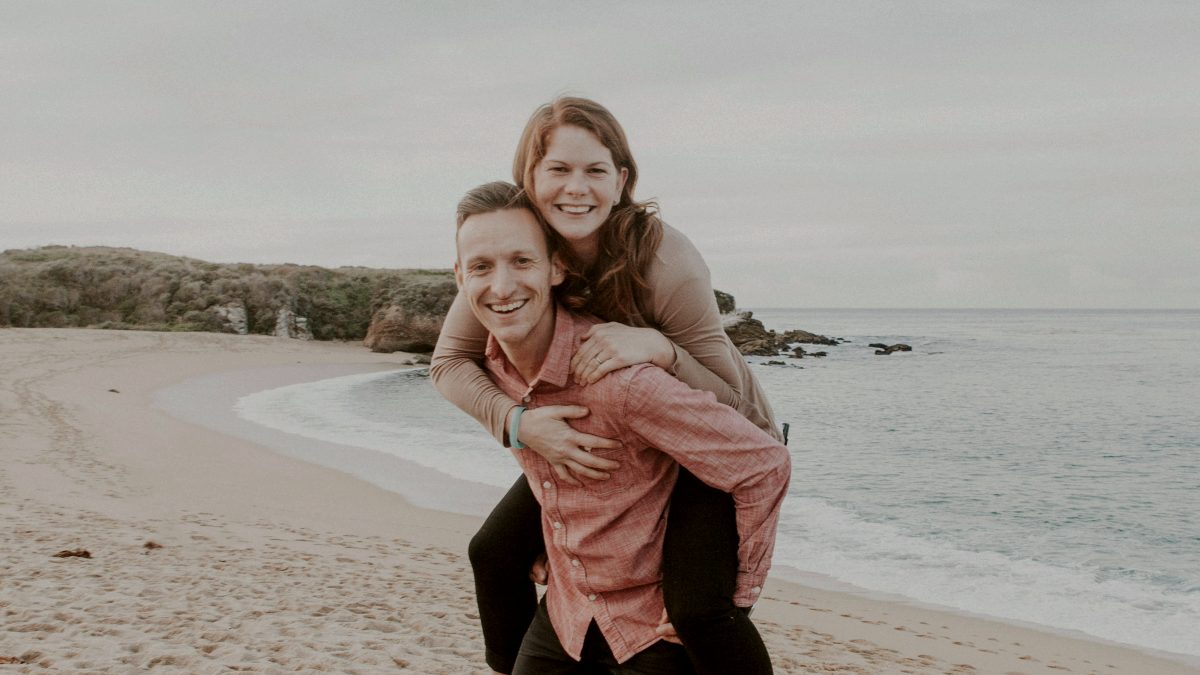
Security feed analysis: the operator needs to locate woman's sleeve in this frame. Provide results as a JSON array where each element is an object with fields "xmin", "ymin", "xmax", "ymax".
[
  {"xmin": 429, "ymin": 290, "xmax": 517, "ymax": 445},
  {"xmin": 648, "ymin": 239, "xmax": 751, "ymax": 416}
]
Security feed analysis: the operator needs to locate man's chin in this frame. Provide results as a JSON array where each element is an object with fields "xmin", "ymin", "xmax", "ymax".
[{"xmin": 487, "ymin": 325, "xmax": 529, "ymax": 346}]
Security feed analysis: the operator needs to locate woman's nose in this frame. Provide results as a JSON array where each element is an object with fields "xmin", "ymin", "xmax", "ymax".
[{"xmin": 564, "ymin": 170, "xmax": 586, "ymax": 195}]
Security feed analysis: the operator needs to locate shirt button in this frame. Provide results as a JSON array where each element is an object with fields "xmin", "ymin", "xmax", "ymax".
[
  {"xmin": 570, "ymin": 559, "xmax": 580, "ymax": 567},
  {"xmin": 522, "ymin": 395, "xmax": 531, "ymax": 403},
  {"xmin": 552, "ymin": 521, "xmax": 562, "ymax": 530},
  {"xmin": 588, "ymin": 594, "xmax": 597, "ymax": 601},
  {"xmin": 751, "ymin": 586, "xmax": 761, "ymax": 595},
  {"xmin": 542, "ymin": 481, "xmax": 552, "ymax": 489}
]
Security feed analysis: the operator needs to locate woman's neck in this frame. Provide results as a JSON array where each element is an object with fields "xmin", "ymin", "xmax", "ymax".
[{"xmin": 568, "ymin": 236, "xmax": 600, "ymax": 267}]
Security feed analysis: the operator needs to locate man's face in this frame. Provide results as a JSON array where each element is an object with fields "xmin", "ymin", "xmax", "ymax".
[{"xmin": 455, "ymin": 208, "xmax": 565, "ymax": 351}]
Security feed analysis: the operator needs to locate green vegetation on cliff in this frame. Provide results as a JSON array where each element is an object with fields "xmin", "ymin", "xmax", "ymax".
[{"xmin": 0, "ymin": 246, "xmax": 455, "ymax": 341}]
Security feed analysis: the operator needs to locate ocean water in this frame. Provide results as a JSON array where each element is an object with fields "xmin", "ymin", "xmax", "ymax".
[{"xmin": 234, "ymin": 309, "xmax": 1200, "ymax": 660}]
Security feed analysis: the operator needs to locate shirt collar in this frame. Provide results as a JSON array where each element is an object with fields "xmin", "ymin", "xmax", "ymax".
[{"xmin": 484, "ymin": 303, "xmax": 580, "ymax": 391}]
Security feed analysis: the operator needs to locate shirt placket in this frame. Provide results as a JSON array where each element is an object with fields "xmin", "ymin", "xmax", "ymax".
[{"xmin": 526, "ymin": 386, "xmax": 605, "ymax": 620}]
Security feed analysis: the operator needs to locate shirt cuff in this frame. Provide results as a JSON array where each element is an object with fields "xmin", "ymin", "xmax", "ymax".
[
  {"xmin": 733, "ymin": 572, "xmax": 766, "ymax": 607},
  {"xmin": 665, "ymin": 343, "xmax": 684, "ymax": 376}
]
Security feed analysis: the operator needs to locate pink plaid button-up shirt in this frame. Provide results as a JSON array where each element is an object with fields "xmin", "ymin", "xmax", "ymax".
[{"xmin": 484, "ymin": 305, "xmax": 791, "ymax": 663}]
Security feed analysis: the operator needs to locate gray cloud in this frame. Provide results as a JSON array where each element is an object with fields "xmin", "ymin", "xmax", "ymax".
[{"xmin": 3, "ymin": 1, "xmax": 1198, "ymax": 307}]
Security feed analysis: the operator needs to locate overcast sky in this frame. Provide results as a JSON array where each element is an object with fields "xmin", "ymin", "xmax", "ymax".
[{"xmin": 2, "ymin": 1, "xmax": 1198, "ymax": 308}]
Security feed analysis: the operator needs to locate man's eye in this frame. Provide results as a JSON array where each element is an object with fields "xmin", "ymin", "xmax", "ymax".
[{"xmin": 471, "ymin": 264, "xmax": 490, "ymax": 273}]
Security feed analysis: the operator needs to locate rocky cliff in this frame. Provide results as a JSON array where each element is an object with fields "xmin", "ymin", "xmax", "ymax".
[
  {"xmin": 3, "ymin": 245, "xmax": 836, "ymax": 357},
  {"xmin": 0, "ymin": 246, "xmax": 453, "ymax": 342}
]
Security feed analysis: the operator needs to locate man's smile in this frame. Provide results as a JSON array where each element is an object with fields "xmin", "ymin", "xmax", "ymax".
[{"xmin": 489, "ymin": 299, "xmax": 528, "ymax": 314}]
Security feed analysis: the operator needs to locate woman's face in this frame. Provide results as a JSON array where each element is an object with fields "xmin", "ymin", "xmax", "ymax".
[{"xmin": 532, "ymin": 124, "xmax": 628, "ymax": 258}]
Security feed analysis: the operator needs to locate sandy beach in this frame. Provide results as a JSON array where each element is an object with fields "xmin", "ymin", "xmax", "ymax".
[{"xmin": 1, "ymin": 328, "xmax": 1195, "ymax": 674}]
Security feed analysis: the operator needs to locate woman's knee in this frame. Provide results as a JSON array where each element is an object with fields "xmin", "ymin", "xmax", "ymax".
[
  {"xmin": 468, "ymin": 523, "xmax": 511, "ymax": 572},
  {"xmin": 662, "ymin": 576, "xmax": 738, "ymax": 635},
  {"xmin": 469, "ymin": 520, "xmax": 543, "ymax": 578}
]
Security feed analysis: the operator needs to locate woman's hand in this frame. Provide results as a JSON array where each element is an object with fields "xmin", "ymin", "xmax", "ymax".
[
  {"xmin": 570, "ymin": 323, "xmax": 675, "ymax": 386},
  {"xmin": 514, "ymin": 405, "xmax": 621, "ymax": 486},
  {"xmin": 529, "ymin": 552, "xmax": 549, "ymax": 585}
]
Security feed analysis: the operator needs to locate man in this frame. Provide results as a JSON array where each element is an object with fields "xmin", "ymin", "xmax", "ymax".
[{"xmin": 453, "ymin": 181, "xmax": 791, "ymax": 674}]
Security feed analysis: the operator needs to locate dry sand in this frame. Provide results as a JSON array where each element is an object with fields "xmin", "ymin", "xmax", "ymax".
[{"xmin": 1, "ymin": 328, "xmax": 1195, "ymax": 674}]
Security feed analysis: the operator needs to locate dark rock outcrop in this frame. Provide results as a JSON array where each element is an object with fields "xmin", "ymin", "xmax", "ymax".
[
  {"xmin": 713, "ymin": 289, "xmax": 736, "ymax": 314},
  {"xmin": 780, "ymin": 329, "xmax": 837, "ymax": 346},
  {"xmin": 718, "ymin": 294, "xmax": 837, "ymax": 357},
  {"xmin": 873, "ymin": 343, "xmax": 912, "ymax": 355},
  {"xmin": 363, "ymin": 276, "xmax": 458, "ymax": 353},
  {"xmin": 723, "ymin": 311, "xmax": 779, "ymax": 355}
]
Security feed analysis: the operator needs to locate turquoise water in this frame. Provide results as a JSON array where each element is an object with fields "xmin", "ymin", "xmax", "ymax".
[{"xmin": 235, "ymin": 309, "xmax": 1200, "ymax": 659}]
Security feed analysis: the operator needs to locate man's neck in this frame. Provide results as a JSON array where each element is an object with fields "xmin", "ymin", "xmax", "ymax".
[{"xmin": 497, "ymin": 314, "xmax": 556, "ymax": 385}]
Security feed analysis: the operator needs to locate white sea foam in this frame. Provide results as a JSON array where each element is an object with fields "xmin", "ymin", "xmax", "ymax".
[{"xmin": 234, "ymin": 369, "xmax": 517, "ymax": 491}]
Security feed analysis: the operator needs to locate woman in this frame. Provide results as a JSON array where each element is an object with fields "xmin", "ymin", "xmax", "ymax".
[{"xmin": 432, "ymin": 97, "xmax": 783, "ymax": 675}]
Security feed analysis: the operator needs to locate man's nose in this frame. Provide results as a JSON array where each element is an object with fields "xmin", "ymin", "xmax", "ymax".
[{"xmin": 491, "ymin": 266, "xmax": 517, "ymax": 296}]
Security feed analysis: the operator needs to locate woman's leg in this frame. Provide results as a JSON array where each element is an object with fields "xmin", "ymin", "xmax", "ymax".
[
  {"xmin": 469, "ymin": 474, "xmax": 546, "ymax": 674},
  {"xmin": 661, "ymin": 468, "xmax": 773, "ymax": 675}
]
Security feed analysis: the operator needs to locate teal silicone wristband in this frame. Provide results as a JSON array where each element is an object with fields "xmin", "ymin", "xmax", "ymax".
[{"xmin": 509, "ymin": 405, "xmax": 526, "ymax": 450}]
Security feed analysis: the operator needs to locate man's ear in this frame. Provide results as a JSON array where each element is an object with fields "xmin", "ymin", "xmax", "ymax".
[
  {"xmin": 550, "ymin": 253, "xmax": 565, "ymax": 287},
  {"xmin": 453, "ymin": 260, "xmax": 463, "ymax": 290}
]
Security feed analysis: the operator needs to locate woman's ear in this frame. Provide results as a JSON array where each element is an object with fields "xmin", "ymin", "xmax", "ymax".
[{"xmin": 550, "ymin": 253, "xmax": 565, "ymax": 287}]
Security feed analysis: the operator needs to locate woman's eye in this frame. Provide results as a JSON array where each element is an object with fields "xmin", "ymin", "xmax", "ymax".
[
  {"xmin": 548, "ymin": 166, "xmax": 568, "ymax": 174},
  {"xmin": 588, "ymin": 168, "xmax": 608, "ymax": 175}
]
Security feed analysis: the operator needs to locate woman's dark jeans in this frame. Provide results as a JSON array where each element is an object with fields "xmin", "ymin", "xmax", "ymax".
[{"xmin": 468, "ymin": 468, "xmax": 772, "ymax": 675}]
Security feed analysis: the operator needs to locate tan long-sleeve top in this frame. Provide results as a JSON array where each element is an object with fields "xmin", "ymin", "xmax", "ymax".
[{"xmin": 430, "ymin": 223, "xmax": 782, "ymax": 443}]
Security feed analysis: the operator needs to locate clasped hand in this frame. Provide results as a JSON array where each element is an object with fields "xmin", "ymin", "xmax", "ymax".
[{"xmin": 569, "ymin": 323, "xmax": 675, "ymax": 386}]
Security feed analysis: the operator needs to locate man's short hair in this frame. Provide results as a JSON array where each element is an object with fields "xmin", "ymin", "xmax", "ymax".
[{"xmin": 456, "ymin": 181, "xmax": 534, "ymax": 228}]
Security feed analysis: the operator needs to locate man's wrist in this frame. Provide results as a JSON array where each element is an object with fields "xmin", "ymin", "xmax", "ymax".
[{"xmin": 508, "ymin": 405, "xmax": 527, "ymax": 450}]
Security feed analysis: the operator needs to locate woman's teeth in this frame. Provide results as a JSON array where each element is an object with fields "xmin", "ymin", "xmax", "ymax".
[
  {"xmin": 491, "ymin": 300, "xmax": 527, "ymax": 313},
  {"xmin": 558, "ymin": 205, "xmax": 593, "ymax": 215}
]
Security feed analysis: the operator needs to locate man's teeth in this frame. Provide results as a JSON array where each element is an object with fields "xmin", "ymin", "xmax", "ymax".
[
  {"xmin": 491, "ymin": 300, "xmax": 527, "ymax": 313},
  {"xmin": 558, "ymin": 205, "xmax": 593, "ymax": 215}
]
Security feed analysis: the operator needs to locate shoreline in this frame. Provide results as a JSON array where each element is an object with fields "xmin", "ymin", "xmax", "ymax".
[{"xmin": 2, "ymin": 328, "xmax": 1195, "ymax": 673}]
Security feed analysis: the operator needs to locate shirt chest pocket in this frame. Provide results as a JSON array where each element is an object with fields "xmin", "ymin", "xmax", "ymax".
[{"xmin": 578, "ymin": 446, "xmax": 631, "ymax": 496}]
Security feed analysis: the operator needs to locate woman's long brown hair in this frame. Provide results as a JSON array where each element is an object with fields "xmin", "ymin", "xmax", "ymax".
[{"xmin": 513, "ymin": 97, "xmax": 663, "ymax": 326}]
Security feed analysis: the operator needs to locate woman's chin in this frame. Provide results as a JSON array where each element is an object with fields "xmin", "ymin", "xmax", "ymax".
[{"xmin": 548, "ymin": 220, "xmax": 602, "ymax": 247}]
